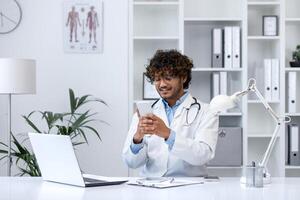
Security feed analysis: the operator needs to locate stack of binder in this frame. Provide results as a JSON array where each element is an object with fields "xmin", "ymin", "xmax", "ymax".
[
  {"xmin": 212, "ymin": 26, "xmax": 240, "ymax": 68},
  {"xmin": 211, "ymin": 72, "xmax": 227, "ymax": 98},
  {"xmin": 263, "ymin": 58, "xmax": 280, "ymax": 102}
]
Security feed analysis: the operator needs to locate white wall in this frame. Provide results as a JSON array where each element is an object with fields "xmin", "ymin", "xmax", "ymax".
[{"xmin": 0, "ymin": 0, "xmax": 129, "ymax": 176}]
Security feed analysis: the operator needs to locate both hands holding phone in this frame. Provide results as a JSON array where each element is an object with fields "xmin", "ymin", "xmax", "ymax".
[{"xmin": 133, "ymin": 102, "xmax": 171, "ymax": 144}]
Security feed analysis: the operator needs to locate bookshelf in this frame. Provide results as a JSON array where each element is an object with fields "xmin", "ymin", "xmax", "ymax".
[
  {"xmin": 285, "ymin": 0, "xmax": 300, "ymax": 177},
  {"xmin": 129, "ymin": 0, "xmax": 299, "ymax": 177}
]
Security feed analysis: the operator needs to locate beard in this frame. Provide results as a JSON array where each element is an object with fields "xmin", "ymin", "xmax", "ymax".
[{"xmin": 157, "ymin": 82, "xmax": 184, "ymax": 103}]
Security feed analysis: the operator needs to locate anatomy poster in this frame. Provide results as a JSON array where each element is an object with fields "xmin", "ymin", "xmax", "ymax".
[{"xmin": 63, "ymin": 0, "xmax": 103, "ymax": 53}]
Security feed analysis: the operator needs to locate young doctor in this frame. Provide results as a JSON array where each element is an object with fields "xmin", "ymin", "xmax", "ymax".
[{"xmin": 122, "ymin": 49, "xmax": 219, "ymax": 177}]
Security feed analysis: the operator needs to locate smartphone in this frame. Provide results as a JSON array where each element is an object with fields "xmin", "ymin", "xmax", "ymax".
[
  {"xmin": 135, "ymin": 101, "xmax": 152, "ymax": 117},
  {"xmin": 204, "ymin": 175, "xmax": 220, "ymax": 182}
]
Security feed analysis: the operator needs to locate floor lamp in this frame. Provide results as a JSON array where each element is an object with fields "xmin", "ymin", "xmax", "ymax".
[{"xmin": 0, "ymin": 58, "xmax": 36, "ymax": 176}]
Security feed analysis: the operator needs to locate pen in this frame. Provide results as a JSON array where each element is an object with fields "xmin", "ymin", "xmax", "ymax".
[{"xmin": 135, "ymin": 177, "xmax": 175, "ymax": 185}]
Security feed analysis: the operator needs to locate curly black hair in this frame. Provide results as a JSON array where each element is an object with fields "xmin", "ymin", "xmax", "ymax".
[{"xmin": 145, "ymin": 49, "xmax": 193, "ymax": 89}]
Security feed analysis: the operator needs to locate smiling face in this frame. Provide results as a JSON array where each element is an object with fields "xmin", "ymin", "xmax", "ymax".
[
  {"xmin": 154, "ymin": 74, "xmax": 186, "ymax": 106},
  {"xmin": 145, "ymin": 49, "xmax": 193, "ymax": 105}
]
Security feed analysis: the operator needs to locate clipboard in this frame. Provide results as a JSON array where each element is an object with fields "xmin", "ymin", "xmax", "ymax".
[{"xmin": 127, "ymin": 177, "xmax": 204, "ymax": 189}]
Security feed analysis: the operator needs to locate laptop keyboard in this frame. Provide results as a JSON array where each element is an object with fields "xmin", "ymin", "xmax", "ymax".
[{"xmin": 83, "ymin": 177, "xmax": 107, "ymax": 183}]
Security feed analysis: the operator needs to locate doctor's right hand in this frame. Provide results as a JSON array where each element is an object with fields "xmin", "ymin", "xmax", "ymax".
[{"xmin": 133, "ymin": 116, "xmax": 154, "ymax": 144}]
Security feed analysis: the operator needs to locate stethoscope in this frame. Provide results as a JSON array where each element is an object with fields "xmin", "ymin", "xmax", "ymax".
[{"xmin": 151, "ymin": 97, "xmax": 201, "ymax": 126}]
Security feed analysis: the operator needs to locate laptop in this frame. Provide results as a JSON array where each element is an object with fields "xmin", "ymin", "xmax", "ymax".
[{"xmin": 28, "ymin": 133, "xmax": 128, "ymax": 187}]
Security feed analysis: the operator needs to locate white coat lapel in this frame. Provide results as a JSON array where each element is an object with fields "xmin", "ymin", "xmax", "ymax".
[
  {"xmin": 173, "ymin": 94, "xmax": 194, "ymax": 121},
  {"xmin": 152, "ymin": 99, "xmax": 169, "ymax": 127}
]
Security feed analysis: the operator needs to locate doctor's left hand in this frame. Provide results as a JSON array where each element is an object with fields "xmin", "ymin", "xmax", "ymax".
[{"xmin": 144, "ymin": 114, "xmax": 171, "ymax": 140}]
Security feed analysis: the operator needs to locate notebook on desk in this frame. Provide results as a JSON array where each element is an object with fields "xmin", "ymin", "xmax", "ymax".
[
  {"xmin": 28, "ymin": 133, "xmax": 128, "ymax": 187},
  {"xmin": 127, "ymin": 177, "xmax": 204, "ymax": 189}
]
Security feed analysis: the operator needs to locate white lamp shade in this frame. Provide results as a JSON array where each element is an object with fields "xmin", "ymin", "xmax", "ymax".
[
  {"xmin": 209, "ymin": 94, "xmax": 239, "ymax": 112},
  {"xmin": 0, "ymin": 58, "xmax": 36, "ymax": 94}
]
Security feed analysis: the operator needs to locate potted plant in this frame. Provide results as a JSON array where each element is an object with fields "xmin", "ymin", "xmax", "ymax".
[
  {"xmin": 0, "ymin": 89, "xmax": 107, "ymax": 176},
  {"xmin": 290, "ymin": 45, "xmax": 300, "ymax": 67}
]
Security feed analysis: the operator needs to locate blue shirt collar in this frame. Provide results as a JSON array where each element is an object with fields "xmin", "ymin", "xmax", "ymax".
[{"xmin": 162, "ymin": 91, "xmax": 189, "ymax": 109}]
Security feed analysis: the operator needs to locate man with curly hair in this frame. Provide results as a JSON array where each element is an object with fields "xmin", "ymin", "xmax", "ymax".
[{"xmin": 123, "ymin": 49, "xmax": 219, "ymax": 177}]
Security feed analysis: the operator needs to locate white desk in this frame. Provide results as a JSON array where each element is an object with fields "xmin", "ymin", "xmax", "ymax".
[{"xmin": 1, "ymin": 177, "xmax": 300, "ymax": 200}]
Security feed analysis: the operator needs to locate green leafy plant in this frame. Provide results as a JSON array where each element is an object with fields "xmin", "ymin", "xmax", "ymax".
[
  {"xmin": 0, "ymin": 134, "xmax": 41, "ymax": 176},
  {"xmin": 0, "ymin": 89, "xmax": 108, "ymax": 176},
  {"xmin": 292, "ymin": 45, "xmax": 300, "ymax": 62}
]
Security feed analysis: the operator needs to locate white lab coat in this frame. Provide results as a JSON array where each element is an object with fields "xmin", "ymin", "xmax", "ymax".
[{"xmin": 122, "ymin": 94, "xmax": 219, "ymax": 177}]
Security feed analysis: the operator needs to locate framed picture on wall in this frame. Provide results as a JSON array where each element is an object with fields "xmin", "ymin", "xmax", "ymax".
[
  {"xmin": 143, "ymin": 73, "xmax": 160, "ymax": 100},
  {"xmin": 263, "ymin": 15, "xmax": 278, "ymax": 36},
  {"xmin": 63, "ymin": 0, "xmax": 103, "ymax": 53}
]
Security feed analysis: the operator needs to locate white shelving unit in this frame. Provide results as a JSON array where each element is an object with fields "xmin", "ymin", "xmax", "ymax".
[
  {"xmin": 247, "ymin": 2, "xmax": 281, "ymax": 6},
  {"xmin": 133, "ymin": 36, "xmax": 180, "ymax": 40},
  {"xmin": 248, "ymin": 134, "xmax": 279, "ymax": 138},
  {"xmin": 248, "ymin": 100, "xmax": 280, "ymax": 103},
  {"xmin": 285, "ymin": 165, "xmax": 300, "ymax": 169},
  {"xmin": 192, "ymin": 68, "xmax": 242, "ymax": 72},
  {"xmin": 285, "ymin": 68, "xmax": 300, "ymax": 72},
  {"xmin": 184, "ymin": 18, "xmax": 243, "ymax": 22},
  {"xmin": 219, "ymin": 113, "xmax": 243, "ymax": 116},
  {"xmin": 247, "ymin": 0, "xmax": 284, "ymax": 177},
  {"xmin": 285, "ymin": 0, "xmax": 300, "ymax": 177},
  {"xmin": 286, "ymin": 113, "xmax": 300, "ymax": 117},
  {"xmin": 248, "ymin": 36, "xmax": 280, "ymax": 40},
  {"xmin": 133, "ymin": 2, "xmax": 179, "ymax": 6},
  {"xmin": 286, "ymin": 18, "xmax": 300, "ymax": 22},
  {"xmin": 129, "ymin": 0, "xmax": 299, "ymax": 177}
]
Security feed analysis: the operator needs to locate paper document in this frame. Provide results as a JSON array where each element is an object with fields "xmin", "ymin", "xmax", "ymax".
[{"xmin": 127, "ymin": 177, "xmax": 204, "ymax": 189}]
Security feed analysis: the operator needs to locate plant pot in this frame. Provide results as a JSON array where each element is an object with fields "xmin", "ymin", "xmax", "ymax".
[{"xmin": 290, "ymin": 61, "xmax": 300, "ymax": 67}]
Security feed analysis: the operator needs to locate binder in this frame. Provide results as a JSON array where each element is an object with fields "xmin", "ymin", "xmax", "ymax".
[
  {"xmin": 288, "ymin": 72, "xmax": 297, "ymax": 113},
  {"xmin": 211, "ymin": 72, "xmax": 220, "ymax": 99},
  {"xmin": 288, "ymin": 124, "xmax": 300, "ymax": 165},
  {"xmin": 220, "ymin": 72, "xmax": 227, "ymax": 95},
  {"xmin": 224, "ymin": 27, "xmax": 232, "ymax": 69},
  {"xmin": 232, "ymin": 26, "xmax": 240, "ymax": 68},
  {"xmin": 286, "ymin": 130, "xmax": 289, "ymax": 165},
  {"xmin": 208, "ymin": 127, "xmax": 242, "ymax": 166},
  {"xmin": 264, "ymin": 59, "xmax": 272, "ymax": 101},
  {"xmin": 212, "ymin": 28, "xmax": 223, "ymax": 68},
  {"xmin": 271, "ymin": 59, "xmax": 280, "ymax": 101}
]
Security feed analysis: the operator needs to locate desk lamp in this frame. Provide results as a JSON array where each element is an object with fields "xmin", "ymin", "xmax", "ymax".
[{"xmin": 210, "ymin": 78, "xmax": 291, "ymax": 184}]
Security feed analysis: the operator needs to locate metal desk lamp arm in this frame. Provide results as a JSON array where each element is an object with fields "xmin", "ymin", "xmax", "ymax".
[
  {"xmin": 234, "ymin": 79, "xmax": 280, "ymax": 123},
  {"xmin": 235, "ymin": 79, "xmax": 291, "ymax": 168}
]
